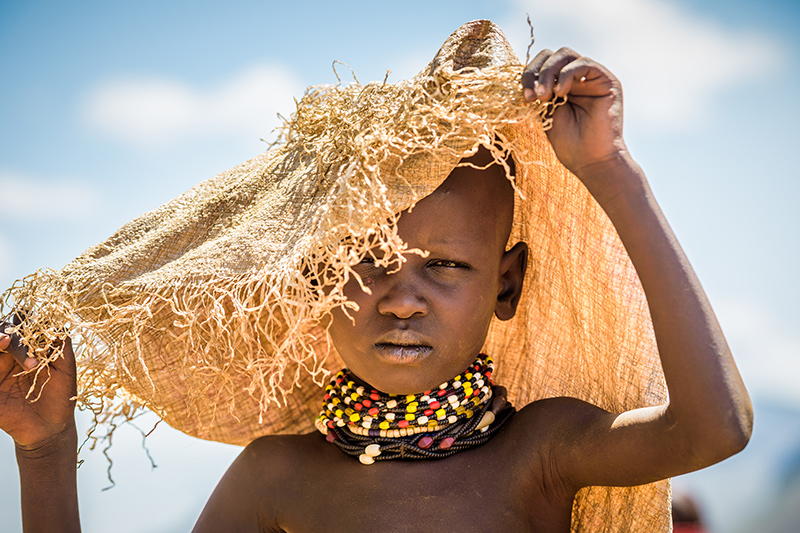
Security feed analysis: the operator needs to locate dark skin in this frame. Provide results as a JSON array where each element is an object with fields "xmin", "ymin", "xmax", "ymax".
[{"xmin": 1, "ymin": 48, "xmax": 753, "ymax": 532}]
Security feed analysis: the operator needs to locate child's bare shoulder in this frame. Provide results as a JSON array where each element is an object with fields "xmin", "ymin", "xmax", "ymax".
[
  {"xmin": 194, "ymin": 432, "xmax": 330, "ymax": 532},
  {"xmin": 238, "ymin": 431, "xmax": 334, "ymax": 482}
]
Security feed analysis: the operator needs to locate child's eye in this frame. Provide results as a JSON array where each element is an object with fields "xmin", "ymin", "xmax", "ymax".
[
  {"xmin": 427, "ymin": 259, "xmax": 469, "ymax": 270},
  {"xmin": 354, "ymin": 255, "xmax": 382, "ymax": 274}
]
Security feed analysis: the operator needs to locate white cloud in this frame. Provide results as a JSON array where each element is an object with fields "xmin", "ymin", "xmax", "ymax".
[
  {"xmin": 505, "ymin": 0, "xmax": 782, "ymax": 128},
  {"xmin": 716, "ymin": 300, "xmax": 800, "ymax": 407},
  {"xmin": 0, "ymin": 171, "xmax": 102, "ymax": 221},
  {"xmin": 83, "ymin": 64, "xmax": 304, "ymax": 147}
]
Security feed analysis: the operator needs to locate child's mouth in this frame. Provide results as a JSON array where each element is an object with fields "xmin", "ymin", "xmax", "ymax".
[{"xmin": 374, "ymin": 343, "xmax": 433, "ymax": 364}]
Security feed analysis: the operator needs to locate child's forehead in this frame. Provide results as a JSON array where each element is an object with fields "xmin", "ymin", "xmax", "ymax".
[{"xmin": 398, "ymin": 149, "xmax": 515, "ymax": 250}]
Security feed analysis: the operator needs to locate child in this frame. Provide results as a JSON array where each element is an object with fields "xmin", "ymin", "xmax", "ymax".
[{"xmin": 0, "ymin": 20, "xmax": 751, "ymax": 532}]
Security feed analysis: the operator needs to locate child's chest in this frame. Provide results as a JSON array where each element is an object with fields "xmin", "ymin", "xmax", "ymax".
[{"xmin": 274, "ymin": 430, "xmax": 575, "ymax": 532}]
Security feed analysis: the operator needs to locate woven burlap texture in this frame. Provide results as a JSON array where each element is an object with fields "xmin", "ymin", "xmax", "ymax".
[{"xmin": 2, "ymin": 20, "xmax": 669, "ymax": 532}]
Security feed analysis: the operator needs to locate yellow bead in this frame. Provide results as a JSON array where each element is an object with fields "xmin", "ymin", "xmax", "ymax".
[
  {"xmin": 406, "ymin": 402, "xmax": 418, "ymax": 413},
  {"xmin": 405, "ymin": 413, "xmax": 415, "ymax": 421},
  {"xmin": 379, "ymin": 421, "xmax": 390, "ymax": 430},
  {"xmin": 350, "ymin": 413, "xmax": 361, "ymax": 422},
  {"xmin": 436, "ymin": 408, "xmax": 447, "ymax": 419},
  {"xmin": 335, "ymin": 409, "xmax": 344, "ymax": 417},
  {"xmin": 406, "ymin": 394, "xmax": 416, "ymax": 402}
]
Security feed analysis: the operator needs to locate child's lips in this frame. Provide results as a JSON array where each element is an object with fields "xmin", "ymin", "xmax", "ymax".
[{"xmin": 373, "ymin": 343, "xmax": 433, "ymax": 364}]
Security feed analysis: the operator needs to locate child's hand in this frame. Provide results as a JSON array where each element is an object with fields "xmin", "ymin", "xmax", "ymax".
[
  {"xmin": 522, "ymin": 48, "xmax": 626, "ymax": 179},
  {"xmin": 0, "ymin": 328, "xmax": 76, "ymax": 448}
]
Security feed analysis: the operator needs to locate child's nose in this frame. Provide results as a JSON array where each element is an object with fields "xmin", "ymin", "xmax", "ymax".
[{"xmin": 376, "ymin": 282, "xmax": 429, "ymax": 319}]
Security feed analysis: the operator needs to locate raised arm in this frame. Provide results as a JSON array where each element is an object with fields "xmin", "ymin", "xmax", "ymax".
[
  {"xmin": 0, "ymin": 328, "xmax": 81, "ymax": 533},
  {"xmin": 521, "ymin": 48, "xmax": 752, "ymax": 489}
]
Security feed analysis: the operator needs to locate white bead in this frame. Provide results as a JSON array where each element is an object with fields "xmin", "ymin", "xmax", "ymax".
[
  {"xmin": 386, "ymin": 399, "xmax": 398, "ymax": 409},
  {"xmin": 417, "ymin": 416, "xmax": 429, "ymax": 425},
  {"xmin": 386, "ymin": 413, "xmax": 395, "ymax": 421},
  {"xmin": 365, "ymin": 444, "xmax": 381, "ymax": 457},
  {"xmin": 359, "ymin": 454, "xmax": 375, "ymax": 465}
]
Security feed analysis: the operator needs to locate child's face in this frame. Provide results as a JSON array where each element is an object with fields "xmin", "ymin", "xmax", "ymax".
[{"xmin": 328, "ymin": 149, "xmax": 526, "ymax": 395}]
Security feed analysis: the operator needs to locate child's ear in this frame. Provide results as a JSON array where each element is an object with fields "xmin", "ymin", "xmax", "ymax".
[{"xmin": 495, "ymin": 242, "xmax": 528, "ymax": 321}]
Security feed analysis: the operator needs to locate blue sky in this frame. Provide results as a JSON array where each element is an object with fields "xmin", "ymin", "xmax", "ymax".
[{"xmin": 1, "ymin": 0, "xmax": 799, "ymax": 531}]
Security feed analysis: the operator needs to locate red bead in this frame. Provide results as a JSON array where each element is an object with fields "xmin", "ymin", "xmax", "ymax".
[
  {"xmin": 437, "ymin": 390, "xmax": 447, "ymax": 397},
  {"xmin": 439, "ymin": 437, "xmax": 455, "ymax": 450},
  {"xmin": 429, "ymin": 400, "xmax": 440, "ymax": 410},
  {"xmin": 326, "ymin": 430, "xmax": 338, "ymax": 443},
  {"xmin": 424, "ymin": 409, "xmax": 434, "ymax": 416},
  {"xmin": 370, "ymin": 392, "xmax": 380, "ymax": 401},
  {"xmin": 363, "ymin": 399, "xmax": 372, "ymax": 407},
  {"xmin": 368, "ymin": 407, "xmax": 379, "ymax": 416},
  {"xmin": 424, "ymin": 390, "xmax": 432, "ymax": 395},
  {"xmin": 398, "ymin": 420, "xmax": 409, "ymax": 428},
  {"xmin": 354, "ymin": 402, "xmax": 363, "ymax": 411},
  {"xmin": 418, "ymin": 436, "xmax": 434, "ymax": 449}
]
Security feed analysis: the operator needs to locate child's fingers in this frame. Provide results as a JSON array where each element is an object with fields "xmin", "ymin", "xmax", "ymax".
[
  {"xmin": 553, "ymin": 57, "xmax": 619, "ymax": 101},
  {"xmin": 521, "ymin": 49, "xmax": 553, "ymax": 100},
  {"xmin": 534, "ymin": 47, "xmax": 583, "ymax": 102},
  {"xmin": 0, "ymin": 330, "xmax": 36, "ymax": 370},
  {"xmin": 551, "ymin": 57, "xmax": 595, "ymax": 99}
]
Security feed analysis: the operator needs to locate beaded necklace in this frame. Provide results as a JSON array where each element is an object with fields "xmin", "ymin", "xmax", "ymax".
[{"xmin": 316, "ymin": 354, "xmax": 514, "ymax": 464}]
